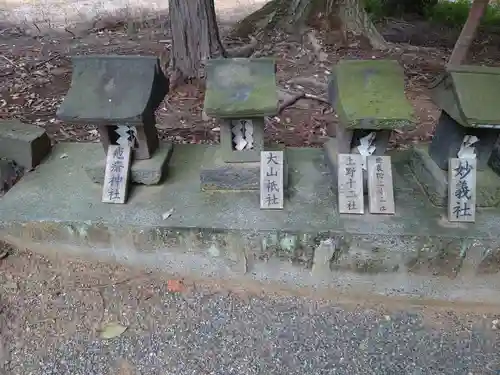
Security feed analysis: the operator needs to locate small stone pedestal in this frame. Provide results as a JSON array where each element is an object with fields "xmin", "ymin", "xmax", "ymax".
[
  {"xmin": 0, "ymin": 119, "xmax": 51, "ymax": 170},
  {"xmin": 323, "ymin": 59, "xmax": 416, "ymax": 192},
  {"xmin": 56, "ymin": 55, "xmax": 172, "ymax": 185},
  {"xmin": 201, "ymin": 58, "xmax": 288, "ymax": 191},
  {"xmin": 409, "ymin": 65, "xmax": 500, "ymax": 207}
]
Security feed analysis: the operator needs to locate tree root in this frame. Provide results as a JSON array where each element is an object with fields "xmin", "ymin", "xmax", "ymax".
[
  {"xmin": 168, "ymin": 69, "xmax": 185, "ymax": 92},
  {"xmin": 287, "ymin": 76, "xmax": 328, "ymax": 91},
  {"xmin": 306, "ymin": 31, "xmax": 328, "ymax": 62},
  {"xmin": 277, "ymin": 73, "xmax": 331, "ymax": 113},
  {"xmin": 230, "ymin": 0, "xmax": 282, "ymax": 38},
  {"xmin": 225, "ymin": 36, "xmax": 258, "ymax": 58},
  {"xmin": 0, "ymin": 248, "xmax": 8, "ymax": 260},
  {"xmin": 277, "ymin": 86, "xmax": 329, "ymax": 114}
]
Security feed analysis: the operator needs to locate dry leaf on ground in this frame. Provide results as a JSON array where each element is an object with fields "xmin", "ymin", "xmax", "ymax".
[
  {"xmin": 167, "ymin": 279, "xmax": 184, "ymax": 293},
  {"xmin": 99, "ymin": 322, "xmax": 128, "ymax": 339}
]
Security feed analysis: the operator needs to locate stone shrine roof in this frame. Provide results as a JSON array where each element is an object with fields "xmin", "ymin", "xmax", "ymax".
[
  {"xmin": 204, "ymin": 58, "xmax": 278, "ymax": 118},
  {"xmin": 329, "ymin": 59, "xmax": 416, "ymax": 130},
  {"xmin": 431, "ymin": 65, "xmax": 500, "ymax": 128},
  {"xmin": 57, "ymin": 55, "xmax": 168, "ymax": 126}
]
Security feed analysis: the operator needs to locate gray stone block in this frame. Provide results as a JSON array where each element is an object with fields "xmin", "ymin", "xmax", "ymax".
[
  {"xmin": 201, "ymin": 164, "xmax": 261, "ymax": 191},
  {"xmin": 488, "ymin": 140, "xmax": 500, "ymax": 175},
  {"xmin": 85, "ymin": 142, "xmax": 173, "ymax": 185},
  {"xmin": 323, "ymin": 137, "xmax": 340, "ymax": 182},
  {"xmin": 0, "ymin": 120, "xmax": 51, "ymax": 170},
  {"xmin": 201, "ymin": 146, "xmax": 288, "ymax": 191},
  {"xmin": 408, "ymin": 144, "xmax": 500, "ymax": 207}
]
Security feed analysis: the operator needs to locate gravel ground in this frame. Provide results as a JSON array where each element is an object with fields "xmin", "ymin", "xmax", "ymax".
[{"xmin": 0, "ymin": 248, "xmax": 500, "ymax": 375}]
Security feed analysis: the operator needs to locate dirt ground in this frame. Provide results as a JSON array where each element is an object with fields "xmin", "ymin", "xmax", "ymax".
[{"xmin": 1, "ymin": 0, "xmax": 499, "ymax": 152}]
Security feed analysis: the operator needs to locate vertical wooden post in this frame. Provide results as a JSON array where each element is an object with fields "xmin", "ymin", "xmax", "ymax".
[{"xmin": 448, "ymin": 0, "xmax": 489, "ymax": 66}]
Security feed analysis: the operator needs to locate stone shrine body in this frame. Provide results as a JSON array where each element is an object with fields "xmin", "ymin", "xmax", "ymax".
[
  {"xmin": 409, "ymin": 64, "xmax": 500, "ymax": 219},
  {"xmin": 201, "ymin": 57, "xmax": 288, "ymax": 197},
  {"xmin": 324, "ymin": 59, "xmax": 416, "ymax": 214},
  {"xmin": 322, "ymin": 59, "xmax": 500, "ymax": 221},
  {"xmin": 57, "ymin": 55, "xmax": 173, "ymax": 188}
]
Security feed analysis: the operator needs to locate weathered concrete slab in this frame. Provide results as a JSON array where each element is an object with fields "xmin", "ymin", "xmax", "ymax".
[
  {"xmin": 0, "ymin": 120, "xmax": 51, "ymax": 170},
  {"xmin": 408, "ymin": 144, "xmax": 500, "ymax": 207},
  {"xmin": 85, "ymin": 142, "xmax": 173, "ymax": 185},
  {"xmin": 2, "ymin": 142, "xmax": 500, "ymax": 236},
  {"xmin": 1, "ymin": 142, "xmax": 500, "ymax": 298}
]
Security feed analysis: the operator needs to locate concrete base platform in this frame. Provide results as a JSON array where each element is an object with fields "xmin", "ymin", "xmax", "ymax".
[
  {"xmin": 1, "ymin": 142, "xmax": 500, "ymax": 302},
  {"xmin": 200, "ymin": 146, "xmax": 289, "ymax": 191},
  {"xmin": 408, "ymin": 144, "xmax": 500, "ymax": 207},
  {"xmin": 85, "ymin": 142, "xmax": 173, "ymax": 185}
]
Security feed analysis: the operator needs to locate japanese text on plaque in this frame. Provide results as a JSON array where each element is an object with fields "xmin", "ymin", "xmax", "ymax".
[
  {"xmin": 337, "ymin": 154, "xmax": 364, "ymax": 214},
  {"xmin": 260, "ymin": 151, "xmax": 284, "ymax": 209},
  {"xmin": 367, "ymin": 155, "xmax": 395, "ymax": 214},
  {"xmin": 448, "ymin": 158, "xmax": 476, "ymax": 222},
  {"xmin": 102, "ymin": 145, "xmax": 131, "ymax": 204}
]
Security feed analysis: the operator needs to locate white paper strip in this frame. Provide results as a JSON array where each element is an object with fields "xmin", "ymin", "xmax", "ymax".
[{"xmin": 356, "ymin": 132, "xmax": 376, "ymax": 170}]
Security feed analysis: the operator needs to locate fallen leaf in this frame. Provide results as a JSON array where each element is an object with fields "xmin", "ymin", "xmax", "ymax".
[
  {"xmin": 167, "ymin": 279, "xmax": 184, "ymax": 293},
  {"xmin": 99, "ymin": 322, "xmax": 128, "ymax": 339}
]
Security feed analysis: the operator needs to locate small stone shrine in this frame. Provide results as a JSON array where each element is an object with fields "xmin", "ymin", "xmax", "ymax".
[
  {"xmin": 323, "ymin": 59, "xmax": 416, "ymax": 213},
  {"xmin": 57, "ymin": 55, "xmax": 172, "ymax": 188},
  {"xmin": 201, "ymin": 58, "xmax": 288, "ymax": 191},
  {"xmin": 409, "ymin": 65, "xmax": 500, "ymax": 210}
]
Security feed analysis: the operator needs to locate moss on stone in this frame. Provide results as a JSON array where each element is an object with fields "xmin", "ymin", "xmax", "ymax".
[
  {"xmin": 450, "ymin": 66, "xmax": 500, "ymax": 126},
  {"xmin": 204, "ymin": 58, "xmax": 278, "ymax": 118},
  {"xmin": 431, "ymin": 65, "xmax": 500, "ymax": 128},
  {"xmin": 332, "ymin": 59, "xmax": 416, "ymax": 130}
]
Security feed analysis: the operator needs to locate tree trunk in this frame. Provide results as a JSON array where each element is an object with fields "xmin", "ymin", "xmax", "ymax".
[
  {"xmin": 337, "ymin": 0, "xmax": 387, "ymax": 50},
  {"xmin": 169, "ymin": 0, "xmax": 225, "ymax": 80},
  {"xmin": 233, "ymin": 0, "xmax": 388, "ymax": 50},
  {"xmin": 448, "ymin": 0, "xmax": 489, "ymax": 66}
]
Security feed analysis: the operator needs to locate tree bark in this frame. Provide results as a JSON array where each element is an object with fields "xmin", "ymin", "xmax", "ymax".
[
  {"xmin": 233, "ymin": 0, "xmax": 388, "ymax": 50},
  {"xmin": 448, "ymin": 0, "xmax": 489, "ymax": 66},
  {"xmin": 169, "ymin": 0, "xmax": 225, "ymax": 80},
  {"xmin": 337, "ymin": 0, "xmax": 387, "ymax": 50}
]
